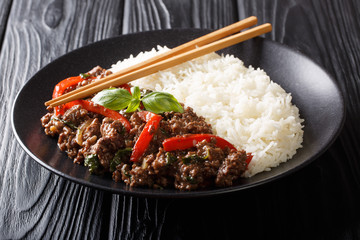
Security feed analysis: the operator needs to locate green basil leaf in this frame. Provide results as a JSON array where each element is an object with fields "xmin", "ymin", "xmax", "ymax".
[
  {"xmin": 92, "ymin": 88, "xmax": 132, "ymax": 110},
  {"xmin": 110, "ymin": 148, "xmax": 133, "ymax": 172},
  {"xmin": 185, "ymin": 176, "xmax": 197, "ymax": 184},
  {"xmin": 84, "ymin": 154, "xmax": 100, "ymax": 174},
  {"xmin": 126, "ymin": 98, "xmax": 140, "ymax": 113},
  {"xmin": 166, "ymin": 152, "xmax": 177, "ymax": 166},
  {"xmin": 52, "ymin": 117, "xmax": 77, "ymax": 130},
  {"xmin": 142, "ymin": 92, "xmax": 183, "ymax": 114},
  {"xmin": 182, "ymin": 154, "xmax": 204, "ymax": 165},
  {"xmin": 131, "ymin": 86, "xmax": 141, "ymax": 100}
]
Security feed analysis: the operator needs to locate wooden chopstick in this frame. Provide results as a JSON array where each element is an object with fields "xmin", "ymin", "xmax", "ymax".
[
  {"xmin": 46, "ymin": 16, "xmax": 257, "ymax": 107},
  {"xmin": 47, "ymin": 20, "xmax": 272, "ymax": 108},
  {"xmin": 46, "ymin": 17, "xmax": 258, "ymax": 107}
]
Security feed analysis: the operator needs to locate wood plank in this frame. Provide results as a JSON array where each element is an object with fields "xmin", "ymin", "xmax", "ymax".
[
  {"xmin": 0, "ymin": 0, "xmax": 359, "ymax": 239},
  {"xmin": 0, "ymin": 0, "xmax": 123, "ymax": 238},
  {"xmin": 236, "ymin": 0, "xmax": 360, "ymax": 238},
  {"xmin": 122, "ymin": 0, "xmax": 238, "ymax": 34},
  {"xmin": 115, "ymin": 0, "xmax": 360, "ymax": 239},
  {"xmin": 108, "ymin": 0, "xmax": 240, "ymax": 239},
  {"xmin": 0, "ymin": 0, "xmax": 12, "ymax": 49}
]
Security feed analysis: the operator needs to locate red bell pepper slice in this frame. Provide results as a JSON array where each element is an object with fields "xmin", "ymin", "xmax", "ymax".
[
  {"xmin": 120, "ymin": 83, "xmax": 131, "ymax": 94},
  {"xmin": 52, "ymin": 75, "xmax": 130, "ymax": 115},
  {"xmin": 52, "ymin": 76, "xmax": 84, "ymax": 99},
  {"xmin": 130, "ymin": 111, "xmax": 163, "ymax": 162},
  {"xmin": 62, "ymin": 100, "xmax": 131, "ymax": 132},
  {"xmin": 163, "ymin": 133, "xmax": 253, "ymax": 167},
  {"xmin": 52, "ymin": 76, "xmax": 88, "ymax": 115},
  {"xmin": 162, "ymin": 134, "xmax": 237, "ymax": 152}
]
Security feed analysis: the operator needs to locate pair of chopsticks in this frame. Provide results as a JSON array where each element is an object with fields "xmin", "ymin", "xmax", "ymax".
[{"xmin": 45, "ymin": 16, "xmax": 271, "ymax": 107}]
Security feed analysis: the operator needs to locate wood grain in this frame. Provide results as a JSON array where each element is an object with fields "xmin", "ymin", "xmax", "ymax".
[
  {"xmin": 106, "ymin": 1, "xmax": 239, "ymax": 238},
  {"xmin": 238, "ymin": 0, "xmax": 360, "ymax": 195},
  {"xmin": 107, "ymin": 1, "xmax": 240, "ymax": 239},
  {"xmin": 0, "ymin": 0, "xmax": 123, "ymax": 238},
  {"xmin": 123, "ymin": 0, "xmax": 238, "ymax": 33},
  {"xmin": 236, "ymin": 0, "xmax": 360, "ymax": 238},
  {"xmin": 1, "ymin": 0, "xmax": 360, "ymax": 239},
  {"xmin": 0, "ymin": 0, "xmax": 12, "ymax": 49}
]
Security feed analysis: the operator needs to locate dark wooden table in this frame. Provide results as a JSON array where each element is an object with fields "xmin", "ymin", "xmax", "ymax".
[{"xmin": 1, "ymin": 0, "xmax": 360, "ymax": 239}]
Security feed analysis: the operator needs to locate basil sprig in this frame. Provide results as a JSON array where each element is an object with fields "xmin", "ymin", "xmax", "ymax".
[
  {"xmin": 126, "ymin": 86, "xmax": 141, "ymax": 113},
  {"xmin": 92, "ymin": 88, "xmax": 132, "ymax": 110},
  {"xmin": 142, "ymin": 91, "xmax": 183, "ymax": 114},
  {"xmin": 92, "ymin": 86, "xmax": 183, "ymax": 114}
]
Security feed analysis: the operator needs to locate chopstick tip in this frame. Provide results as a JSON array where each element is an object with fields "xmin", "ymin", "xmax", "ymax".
[
  {"xmin": 265, "ymin": 23, "xmax": 272, "ymax": 31},
  {"xmin": 247, "ymin": 16, "xmax": 258, "ymax": 24}
]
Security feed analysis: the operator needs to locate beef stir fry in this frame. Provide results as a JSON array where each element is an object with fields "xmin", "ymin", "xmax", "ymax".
[{"xmin": 41, "ymin": 66, "xmax": 251, "ymax": 190}]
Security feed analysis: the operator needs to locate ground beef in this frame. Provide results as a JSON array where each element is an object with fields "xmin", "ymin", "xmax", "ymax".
[
  {"xmin": 63, "ymin": 66, "xmax": 113, "ymax": 94},
  {"xmin": 87, "ymin": 65, "xmax": 112, "ymax": 79},
  {"xmin": 215, "ymin": 150, "xmax": 247, "ymax": 187},
  {"xmin": 82, "ymin": 118, "xmax": 101, "ymax": 141},
  {"xmin": 173, "ymin": 140, "xmax": 226, "ymax": 190},
  {"xmin": 41, "ymin": 112, "xmax": 64, "ymax": 136},
  {"xmin": 162, "ymin": 106, "xmax": 212, "ymax": 136},
  {"xmin": 74, "ymin": 118, "xmax": 101, "ymax": 163},
  {"xmin": 89, "ymin": 118, "xmax": 127, "ymax": 170},
  {"xmin": 41, "ymin": 67, "xmax": 249, "ymax": 191},
  {"xmin": 129, "ymin": 112, "xmax": 146, "ymax": 141},
  {"xmin": 62, "ymin": 105, "xmax": 89, "ymax": 126},
  {"xmin": 58, "ymin": 126, "xmax": 79, "ymax": 159}
]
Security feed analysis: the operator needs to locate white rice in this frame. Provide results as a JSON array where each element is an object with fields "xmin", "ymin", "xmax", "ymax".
[{"xmin": 110, "ymin": 46, "xmax": 304, "ymax": 177}]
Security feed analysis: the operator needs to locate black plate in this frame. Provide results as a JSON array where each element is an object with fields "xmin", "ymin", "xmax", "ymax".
[{"xmin": 11, "ymin": 29, "xmax": 345, "ymax": 198}]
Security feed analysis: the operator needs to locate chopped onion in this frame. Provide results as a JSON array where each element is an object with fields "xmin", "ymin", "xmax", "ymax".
[{"xmin": 75, "ymin": 119, "xmax": 92, "ymax": 146}]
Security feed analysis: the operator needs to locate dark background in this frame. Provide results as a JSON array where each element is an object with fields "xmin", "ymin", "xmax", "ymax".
[{"xmin": 1, "ymin": 0, "xmax": 360, "ymax": 239}]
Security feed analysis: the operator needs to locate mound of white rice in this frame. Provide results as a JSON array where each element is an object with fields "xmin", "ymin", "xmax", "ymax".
[{"xmin": 110, "ymin": 46, "xmax": 304, "ymax": 177}]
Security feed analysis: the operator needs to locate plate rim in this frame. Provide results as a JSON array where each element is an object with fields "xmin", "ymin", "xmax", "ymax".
[{"xmin": 11, "ymin": 28, "xmax": 346, "ymax": 198}]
